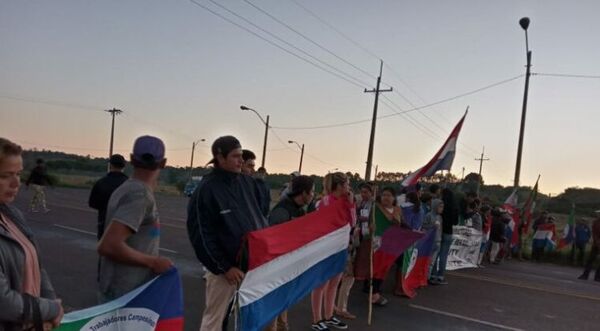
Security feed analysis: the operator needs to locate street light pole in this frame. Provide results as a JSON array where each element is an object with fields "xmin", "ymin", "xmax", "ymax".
[
  {"xmin": 514, "ymin": 17, "xmax": 532, "ymax": 188},
  {"xmin": 288, "ymin": 140, "xmax": 304, "ymax": 173},
  {"xmin": 189, "ymin": 139, "xmax": 205, "ymax": 180},
  {"xmin": 241, "ymin": 105, "xmax": 269, "ymax": 168}
]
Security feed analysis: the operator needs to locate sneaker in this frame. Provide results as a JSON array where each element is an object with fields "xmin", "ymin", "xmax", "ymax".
[
  {"xmin": 428, "ymin": 278, "xmax": 440, "ymax": 285},
  {"xmin": 324, "ymin": 317, "xmax": 348, "ymax": 330},
  {"xmin": 311, "ymin": 321, "xmax": 330, "ymax": 331},
  {"xmin": 436, "ymin": 278, "xmax": 448, "ymax": 285},
  {"xmin": 578, "ymin": 273, "xmax": 589, "ymax": 280}
]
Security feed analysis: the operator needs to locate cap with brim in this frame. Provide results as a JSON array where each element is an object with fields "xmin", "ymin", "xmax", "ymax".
[
  {"xmin": 132, "ymin": 135, "xmax": 165, "ymax": 168},
  {"xmin": 208, "ymin": 136, "xmax": 241, "ymax": 164},
  {"xmin": 109, "ymin": 154, "xmax": 126, "ymax": 168}
]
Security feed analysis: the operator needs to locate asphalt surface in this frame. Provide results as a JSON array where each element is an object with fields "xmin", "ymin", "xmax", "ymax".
[{"xmin": 11, "ymin": 187, "xmax": 600, "ymax": 331}]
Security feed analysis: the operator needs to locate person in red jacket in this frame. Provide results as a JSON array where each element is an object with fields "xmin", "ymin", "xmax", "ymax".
[{"xmin": 578, "ymin": 215, "xmax": 600, "ymax": 281}]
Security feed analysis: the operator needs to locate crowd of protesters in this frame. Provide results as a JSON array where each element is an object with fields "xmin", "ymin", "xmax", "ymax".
[{"xmin": 2, "ymin": 135, "xmax": 600, "ymax": 331}]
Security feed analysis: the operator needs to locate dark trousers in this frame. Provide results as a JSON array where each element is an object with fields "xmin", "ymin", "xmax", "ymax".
[
  {"xmin": 583, "ymin": 245, "xmax": 600, "ymax": 278},
  {"xmin": 574, "ymin": 243, "xmax": 587, "ymax": 265}
]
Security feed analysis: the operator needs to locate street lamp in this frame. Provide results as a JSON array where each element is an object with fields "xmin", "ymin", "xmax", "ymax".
[
  {"xmin": 514, "ymin": 17, "xmax": 532, "ymax": 188},
  {"xmin": 328, "ymin": 168, "xmax": 339, "ymax": 173},
  {"xmin": 189, "ymin": 138, "xmax": 206, "ymax": 180},
  {"xmin": 288, "ymin": 140, "xmax": 305, "ymax": 173},
  {"xmin": 241, "ymin": 105, "xmax": 269, "ymax": 169}
]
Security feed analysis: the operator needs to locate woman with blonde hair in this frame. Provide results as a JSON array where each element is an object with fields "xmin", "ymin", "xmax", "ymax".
[{"xmin": 0, "ymin": 138, "xmax": 64, "ymax": 331}]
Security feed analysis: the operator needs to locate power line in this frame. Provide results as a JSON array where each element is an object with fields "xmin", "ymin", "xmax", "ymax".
[
  {"xmin": 243, "ymin": 0, "xmax": 377, "ymax": 82},
  {"xmin": 287, "ymin": 0, "xmax": 382, "ymax": 61},
  {"xmin": 0, "ymin": 94, "xmax": 104, "ymax": 112},
  {"xmin": 205, "ymin": 0, "xmax": 369, "ymax": 88},
  {"xmin": 271, "ymin": 74, "xmax": 524, "ymax": 130},
  {"xmin": 187, "ymin": 0, "xmax": 364, "ymax": 89},
  {"xmin": 532, "ymin": 72, "xmax": 600, "ymax": 79}
]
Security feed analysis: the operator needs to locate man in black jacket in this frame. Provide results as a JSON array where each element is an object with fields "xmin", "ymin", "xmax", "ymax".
[
  {"xmin": 187, "ymin": 136, "xmax": 268, "ymax": 331},
  {"xmin": 26, "ymin": 158, "xmax": 52, "ymax": 212},
  {"xmin": 89, "ymin": 154, "xmax": 128, "ymax": 240}
]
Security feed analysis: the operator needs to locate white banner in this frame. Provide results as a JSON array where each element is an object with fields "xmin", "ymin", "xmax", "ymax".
[{"xmin": 446, "ymin": 226, "xmax": 483, "ymax": 271}]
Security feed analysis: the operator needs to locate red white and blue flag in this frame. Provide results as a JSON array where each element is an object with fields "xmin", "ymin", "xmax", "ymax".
[
  {"xmin": 502, "ymin": 189, "xmax": 520, "ymax": 249},
  {"xmin": 402, "ymin": 110, "xmax": 468, "ymax": 187},
  {"xmin": 237, "ymin": 200, "xmax": 352, "ymax": 331},
  {"xmin": 401, "ymin": 229, "xmax": 437, "ymax": 298},
  {"xmin": 533, "ymin": 223, "xmax": 557, "ymax": 250},
  {"xmin": 56, "ymin": 268, "xmax": 183, "ymax": 331}
]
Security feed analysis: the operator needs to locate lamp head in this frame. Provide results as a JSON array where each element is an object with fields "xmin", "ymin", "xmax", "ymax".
[{"xmin": 519, "ymin": 17, "xmax": 530, "ymax": 30}]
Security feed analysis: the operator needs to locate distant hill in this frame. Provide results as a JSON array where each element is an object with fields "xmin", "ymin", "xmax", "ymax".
[{"xmin": 20, "ymin": 150, "xmax": 600, "ymax": 215}]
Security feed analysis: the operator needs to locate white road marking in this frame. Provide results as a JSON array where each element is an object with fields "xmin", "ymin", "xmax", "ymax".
[
  {"xmin": 53, "ymin": 224, "xmax": 96, "ymax": 236},
  {"xmin": 409, "ymin": 304, "xmax": 525, "ymax": 331},
  {"xmin": 46, "ymin": 202, "xmax": 186, "ymax": 229},
  {"xmin": 450, "ymin": 271, "xmax": 600, "ymax": 302},
  {"xmin": 53, "ymin": 224, "xmax": 178, "ymax": 254}
]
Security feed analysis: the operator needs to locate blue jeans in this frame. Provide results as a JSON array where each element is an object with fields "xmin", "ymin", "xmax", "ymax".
[{"xmin": 432, "ymin": 233, "xmax": 453, "ymax": 280}]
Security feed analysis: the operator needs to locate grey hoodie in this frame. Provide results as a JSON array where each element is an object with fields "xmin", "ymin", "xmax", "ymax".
[{"xmin": 423, "ymin": 199, "xmax": 443, "ymax": 243}]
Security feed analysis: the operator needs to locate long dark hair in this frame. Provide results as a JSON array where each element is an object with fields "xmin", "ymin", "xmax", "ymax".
[
  {"xmin": 378, "ymin": 187, "xmax": 397, "ymax": 206},
  {"xmin": 406, "ymin": 191, "xmax": 421, "ymax": 212}
]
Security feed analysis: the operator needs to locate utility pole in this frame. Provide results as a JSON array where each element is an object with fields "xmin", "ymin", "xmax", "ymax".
[
  {"xmin": 461, "ymin": 167, "xmax": 465, "ymax": 181},
  {"xmin": 105, "ymin": 108, "xmax": 123, "ymax": 171},
  {"xmin": 514, "ymin": 17, "xmax": 532, "ymax": 188},
  {"xmin": 364, "ymin": 60, "xmax": 393, "ymax": 181},
  {"xmin": 374, "ymin": 165, "xmax": 379, "ymax": 181},
  {"xmin": 189, "ymin": 139, "xmax": 205, "ymax": 181},
  {"xmin": 262, "ymin": 115, "xmax": 269, "ymax": 169},
  {"xmin": 475, "ymin": 146, "xmax": 490, "ymax": 194}
]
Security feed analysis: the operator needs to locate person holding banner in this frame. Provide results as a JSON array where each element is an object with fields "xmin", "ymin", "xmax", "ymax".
[
  {"xmin": 187, "ymin": 136, "xmax": 268, "ymax": 331},
  {"xmin": 97, "ymin": 136, "xmax": 173, "ymax": 303},
  {"xmin": 423, "ymin": 199, "xmax": 444, "ymax": 283},
  {"xmin": 0, "ymin": 138, "xmax": 64, "ymax": 331}
]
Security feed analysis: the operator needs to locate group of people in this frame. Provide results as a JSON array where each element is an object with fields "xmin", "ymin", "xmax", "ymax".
[{"xmin": 2, "ymin": 134, "xmax": 600, "ymax": 331}]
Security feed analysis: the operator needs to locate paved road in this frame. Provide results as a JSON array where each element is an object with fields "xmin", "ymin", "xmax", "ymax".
[{"xmin": 11, "ymin": 187, "xmax": 600, "ymax": 330}]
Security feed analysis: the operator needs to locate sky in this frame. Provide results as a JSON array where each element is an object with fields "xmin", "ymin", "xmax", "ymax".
[{"xmin": 1, "ymin": 0, "xmax": 599, "ymax": 195}]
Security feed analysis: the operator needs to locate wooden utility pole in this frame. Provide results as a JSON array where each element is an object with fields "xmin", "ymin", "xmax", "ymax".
[
  {"xmin": 105, "ymin": 108, "xmax": 122, "ymax": 171},
  {"xmin": 364, "ymin": 60, "xmax": 392, "ymax": 181},
  {"xmin": 475, "ymin": 146, "xmax": 490, "ymax": 194}
]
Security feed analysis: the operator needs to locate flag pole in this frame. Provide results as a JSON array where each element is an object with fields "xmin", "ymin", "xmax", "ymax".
[
  {"xmin": 367, "ymin": 204, "xmax": 376, "ymax": 326},
  {"xmin": 368, "ymin": 185, "xmax": 378, "ymax": 326}
]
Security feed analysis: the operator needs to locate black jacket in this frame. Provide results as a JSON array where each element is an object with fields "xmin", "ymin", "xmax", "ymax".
[
  {"xmin": 255, "ymin": 177, "xmax": 271, "ymax": 217},
  {"xmin": 187, "ymin": 167, "xmax": 268, "ymax": 275},
  {"xmin": 25, "ymin": 165, "xmax": 50, "ymax": 186},
  {"xmin": 88, "ymin": 172, "xmax": 129, "ymax": 240},
  {"xmin": 490, "ymin": 216, "xmax": 507, "ymax": 243},
  {"xmin": 269, "ymin": 195, "xmax": 306, "ymax": 226},
  {"xmin": 441, "ymin": 188, "xmax": 459, "ymax": 235}
]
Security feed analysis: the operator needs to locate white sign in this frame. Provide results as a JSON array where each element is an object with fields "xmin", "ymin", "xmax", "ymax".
[{"xmin": 446, "ymin": 226, "xmax": 482, "ymax": 271}]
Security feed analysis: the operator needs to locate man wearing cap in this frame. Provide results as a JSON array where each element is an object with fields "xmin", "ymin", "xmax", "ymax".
[
  {"xmin": 89, "ymin": 154, "xmax": 128, "ymax": 240},
  {"xmin": 187, "ymin": 135, "xmax": 268, "ymax": 331},
  {"xmin": 97, "ymin": 136, "xmax": 173, "ymax": 303}
]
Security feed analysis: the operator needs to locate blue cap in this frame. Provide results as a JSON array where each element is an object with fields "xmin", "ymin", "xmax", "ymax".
[{"xmin": 132, "ymin": 135, "xmax": 165, "ymax": 168}]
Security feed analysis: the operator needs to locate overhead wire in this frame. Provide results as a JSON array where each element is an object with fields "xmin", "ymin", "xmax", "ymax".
[
  {"xmin": 187, "ymin": 0, "xmax": 365, "ymax": 89},
  {"xmin": 205, "ymin": 0, "xmax": 370, "ymax": 88},
  {"xmin": 532, "ymin": 72, "xmax": 600, "ymax": 79},
  {"xmin": 244, "ymin": 0, "xmax": 377, "ymax": 82},
  {"xmin": 271, "ymin": 74, "xmax": 524, "ymax": 130}
]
